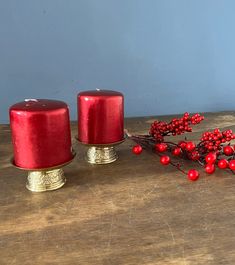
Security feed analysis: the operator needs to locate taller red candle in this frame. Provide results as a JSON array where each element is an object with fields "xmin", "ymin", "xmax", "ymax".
[
  {"xmin": 77, "ymin": 90, "xmax": 124, "ymax": 144},
  {"xmin": 10, "ymin": 99, "xmax": 73, "ymax": 169}
]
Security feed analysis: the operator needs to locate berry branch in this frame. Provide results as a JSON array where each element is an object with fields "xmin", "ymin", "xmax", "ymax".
[
  {"xmin": 128, "ymin": 113, "xmax": 235, "ymax": 181},
  {"xmin": 130, "ymin": 135, "xmax": 188, "ymax": 175},
  {"xmin": 150, "ymin": 112, "xmax": 204, "ymax": 142}
]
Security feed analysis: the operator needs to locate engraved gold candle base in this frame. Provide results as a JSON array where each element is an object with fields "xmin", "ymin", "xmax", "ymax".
[
  {"xmin": 26, "ymin": 168, "xmax": 66, "ymax": 192},
  {"xmin": 11, "ymin": 151, "xmax": 76, "ymax": 192},
  {"xmin": 87, "ymin": 146, "xmax": 118, "ymax": 164},
  {"xmin": 76, "ymin": 138, "xmax": 125, "ymax": 165}
]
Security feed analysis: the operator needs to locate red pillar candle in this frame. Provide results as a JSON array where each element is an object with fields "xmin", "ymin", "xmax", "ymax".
[
  {"xmin": 77, "ymin": 90, "xmax": 124, "ymax": 145},
  {"xmin": 10, "ymin": 99, "xmax": 73, "ymax": 169}
]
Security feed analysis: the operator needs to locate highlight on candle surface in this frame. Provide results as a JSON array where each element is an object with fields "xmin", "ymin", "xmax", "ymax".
[
  {"xmin": 77, "ymin": 89, "xmax": 124, "ymax": 145},
  {"xmin": 9, "ymin": 99, "xmax": 73, "ymax": 169}
]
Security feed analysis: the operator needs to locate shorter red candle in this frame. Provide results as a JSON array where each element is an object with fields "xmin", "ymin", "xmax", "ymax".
[
  {"xmin": 77, "ymin": 90, "xmax": 124, "ymax": 144},
  {"xmin": 10, "ymin": 99, "xmax": 73, "ymax": 169}
]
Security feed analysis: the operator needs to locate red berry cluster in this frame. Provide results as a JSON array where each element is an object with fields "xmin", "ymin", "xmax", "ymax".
[
  {"xmin": 156, "ymin": 141, "xmax": 197, "ymax": 158},
  {"xmin": 204, "ymin": 150, "xmax": 235, "ymax": 174},
  {"xmin": 200, "ymin": 128, "xmax": 235, "ymax": 152},
  {"xmin": 131, "ymin": 112, "xmax": 235, "ymax": 182},
  {"xmin": 150, "ymin": 112, "xmax": 204, "ymax": 142},
  {"xmin": 171, "ymin": 140, "xmax": 200, "ymax": 161}
]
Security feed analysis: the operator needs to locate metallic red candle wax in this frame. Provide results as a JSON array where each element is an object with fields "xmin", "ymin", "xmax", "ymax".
[
  {"xmin": 77, "ymin": 90, "xmax": 124, "ymax": 144},
  {"xmin": 10, "ymin": 99, "xmax": 73, "ymax": 169}
]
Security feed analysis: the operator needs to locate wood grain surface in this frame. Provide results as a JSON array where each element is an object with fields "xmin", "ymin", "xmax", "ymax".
[{"xmin": 1, "ymin": 112, "xmax": 235, "ymax": 265}]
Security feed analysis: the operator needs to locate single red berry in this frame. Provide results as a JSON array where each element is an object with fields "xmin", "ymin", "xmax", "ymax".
[
  {"xmin": 208, "ymin": 146, "xmax": 213, "ymax": 151},
  {"xmin": 172, "ymin": 147, "xmax": 181, "ymax": 156},
  {"xmin": 229, "ymin": 160, "xmax": 235, "ymax": 170},
  {"xmin": 178, "ymin": 141, "xmax": 186, "ymax": 149},
  {"xmin": 190, "ymin": 151, "xmax": 200, "ymax": 161},
  {"xmin": 218, "ymin": 159, "xmax": 228, "ymax": 169},
  {"xmin": 160, "ymin": 155, "xmax": 171, "ymax": 165},
  {"xmin": 205, "ymin": 152, "xmax": 217, "ymax": 164},
  {"xmin": 185, "ymin": 141, "xmax": 196, "ymax": 151},
  {"xmin": 223, "ymin": 145, "xmax": 234, "ymax": 156},
  {"xmin": 187, "ymin": 169, "xmax": 199, "ymax": 181},
  {"xmin": 155, "ymin": 143, "xmax": 168, "ymax": 152},
  {"xmin": 132, "ymin": 145, "xmax": 142, "ymax": 155},
  {"xmin": 205, "ymin": 164, "xmax": 215, "ymax": 174}
]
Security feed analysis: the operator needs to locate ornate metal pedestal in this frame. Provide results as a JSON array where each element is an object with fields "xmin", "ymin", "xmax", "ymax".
[
  {"xmin": 77, "ymin": 139, "xmax": 125, "ymax": 165},
  {"xmin": 11, "ymin": 151, "xmax": 76, "ymax": 192}
]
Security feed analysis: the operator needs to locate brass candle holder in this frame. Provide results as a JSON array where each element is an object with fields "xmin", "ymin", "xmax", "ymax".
[
  {"xmin": 77, "ymin": 139, "xmax": 125, "ymax": 165},
  {"xmin": 11, "ymin": 151, "xmax": 76, "ymax": 192}
]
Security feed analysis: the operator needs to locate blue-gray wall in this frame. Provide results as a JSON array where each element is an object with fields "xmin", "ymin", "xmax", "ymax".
[{"xmin": 1, "ymin": 0, "xmax": 235, "ymax": 123}]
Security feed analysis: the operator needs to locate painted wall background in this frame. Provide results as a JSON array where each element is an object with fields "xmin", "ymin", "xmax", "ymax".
[{"xmin": 0, "ymin": 0, "xmax": 235, "ymax": 123}]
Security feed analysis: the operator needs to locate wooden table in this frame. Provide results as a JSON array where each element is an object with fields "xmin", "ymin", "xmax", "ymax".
[{"xmin": 1, "ymin": 112, "xmax": 235, "ymax": 265}]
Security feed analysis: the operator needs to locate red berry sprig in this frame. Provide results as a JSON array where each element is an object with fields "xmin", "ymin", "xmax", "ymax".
[
  {"xmin": 129, "ymin": 113, "xmax": 235, "ymax": 181},
  {"xmin": 150, "ymin": 112, "xmax": 204, "ymax": 142},
  {"xmin": 200, "ymin": 128, "xmax": 235, "ymax": 152}
]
